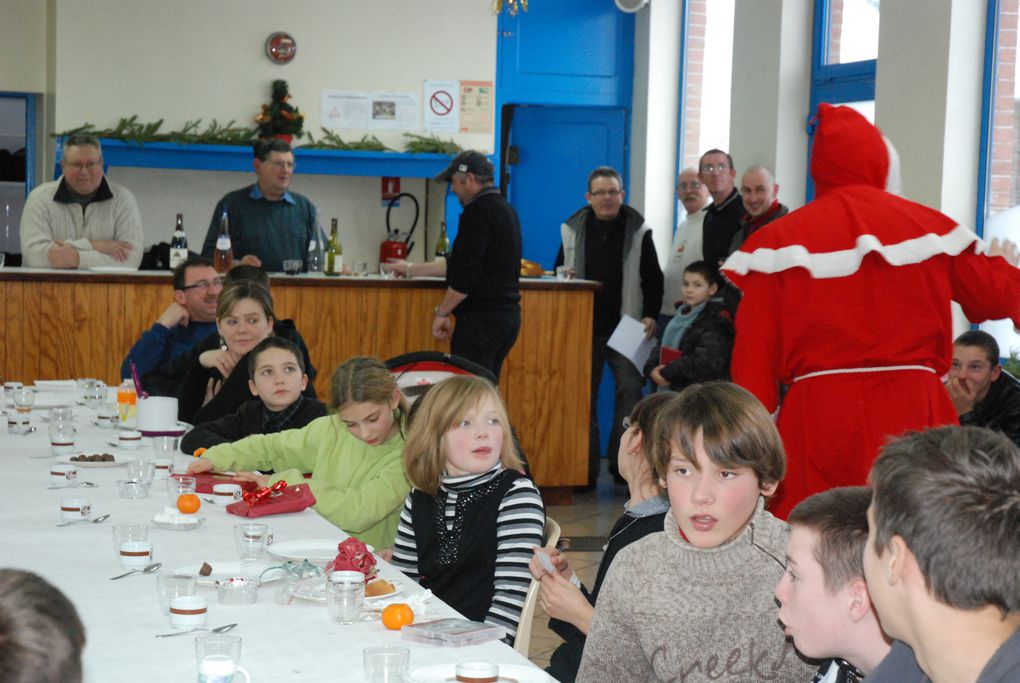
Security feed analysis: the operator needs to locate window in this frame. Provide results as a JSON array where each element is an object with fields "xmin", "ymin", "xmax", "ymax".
[{"xmin": 824, "ymin": 0, "xmax": 880, "ymax": 64}]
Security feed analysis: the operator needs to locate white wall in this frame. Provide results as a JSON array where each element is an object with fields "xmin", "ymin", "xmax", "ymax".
[
  {"xmin": 40, "ymin": 0, "xmax": 497, "ymax": 262},
  {"xmin": 0, "ymin": 0, "xmax": 47, "ymax": 93}
]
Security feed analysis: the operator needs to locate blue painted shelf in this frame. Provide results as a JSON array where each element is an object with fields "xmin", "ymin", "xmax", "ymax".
[{"xmin": 58, "ymin": 138, "xmax": 455, "ymax": 179}]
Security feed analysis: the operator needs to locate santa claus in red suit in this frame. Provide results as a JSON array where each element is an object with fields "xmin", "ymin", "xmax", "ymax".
[{"xmin": 722, "ymin": 103, "xmax": 1020, "ymax": 519}]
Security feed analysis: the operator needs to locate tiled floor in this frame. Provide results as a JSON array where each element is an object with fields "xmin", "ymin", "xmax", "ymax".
[{"xmin": 527, "ymin": 464, "xmax": 631, "ymax": 673}]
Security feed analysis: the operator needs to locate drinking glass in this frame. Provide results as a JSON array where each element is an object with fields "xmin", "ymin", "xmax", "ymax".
[
  {"xmin": 282, "ymin": 259, "xmax": 302, "ymax": 275},
  {"xmin": 354, "ymin": 260, "xmax": 368, "ymax": 277},
  {"xmin": 112, "ymin": 523, "xmax": 149, "ymax": 557},
  {"xmin": 126, "ymin": 460, "xmax": 155, "ymax": 484},
  {"xmin": 156, "ymin": 573, "xmax": 197, "ymax": 614},
  {"xmin": 152, "ymin": 435, "xmax": 178, "ymax": 458},
  {"xmin": 48, "ymin": 422, "xmax": 76, "ymax": 456},
  {"xmin": 362, "ymin": 646, "xmax": 409, "ymax": 682},
  {"xmin": 195, "ymin": 635, "xmax": 251, "ymax": 683},
  {"xmin": 12, "ymin": 387, "xmax": 34, "ymax": 413},
  {"xmin": 233, "ymin": 523, "xmax": 272, "ymax": 560},
  {"xmin": 167, "ymin": 476, "xmax": 197, "ymax": 507},
  {"xmin": 83, "ymin": 380, "xmax": 108, "ymax": 410},
  {"xmin": 326, "ymin": 574, "xmax": 364, "ymax": 624},
  {"xmin": 49, "ymin": 405, "xmax": 75, "ymax": 424}
]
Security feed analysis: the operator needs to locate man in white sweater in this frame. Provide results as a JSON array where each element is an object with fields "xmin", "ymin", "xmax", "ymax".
[{"xmin": 20, "ymin": 134, "xmax": 143, "ymax": 269}]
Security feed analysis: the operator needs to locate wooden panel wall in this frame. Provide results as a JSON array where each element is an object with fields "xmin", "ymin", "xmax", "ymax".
[{"xmin": 0, "ymin": 274, "xmax": 593, "ymax": 487}]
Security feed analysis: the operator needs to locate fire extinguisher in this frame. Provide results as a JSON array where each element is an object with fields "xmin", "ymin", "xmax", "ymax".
[{"xmin": 380, "ymin": 193, "xmax": 419, "ymax": 264}]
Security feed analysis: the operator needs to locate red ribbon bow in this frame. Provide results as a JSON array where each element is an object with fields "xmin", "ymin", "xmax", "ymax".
[{"xmin": 242, "ymin": 480, "xmax": 287, "ymax": 507}]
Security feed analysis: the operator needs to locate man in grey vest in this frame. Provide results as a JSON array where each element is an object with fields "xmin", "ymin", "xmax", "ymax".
[{"xmin": 556, "ymin": 166, "xmax": 663, "ymax": 489}]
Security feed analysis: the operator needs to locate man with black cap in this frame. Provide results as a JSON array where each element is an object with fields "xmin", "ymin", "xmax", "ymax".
[{"xmin": 407, "ymin": 150, "xmax": 522, "ymax": 381}]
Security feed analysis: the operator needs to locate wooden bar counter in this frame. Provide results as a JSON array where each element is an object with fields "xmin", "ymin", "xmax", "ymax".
[{"xmin": 0, "ymin": 269, "xmax": 594, "ymax": 492}]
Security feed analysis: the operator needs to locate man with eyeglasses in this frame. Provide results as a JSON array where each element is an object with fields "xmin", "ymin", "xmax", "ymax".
[
  {"xmin": 557, "ymin": 166, "xmax": 663, "ymax": 489},
  {"xmin": 20, "ymin": 134, "xmax": 143, "ymax": 269},
  {"xmin": 698, "ymin": 149, "xmax": 745, "ymax": 267},
  {"xmin": 660, "ymin": 167, "xmax": 712, "ymax": 329},
  {"xmin": 120, "ymin": 255, "xmax": 223, "ymax": 381},
  {"xmin": 200, "ymin": 138, "xmax": 317, "ymax": 273}
]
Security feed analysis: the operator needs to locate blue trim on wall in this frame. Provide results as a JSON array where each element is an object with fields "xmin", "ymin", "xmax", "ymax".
[
  {"xmin": 975, "ymin": 0, "xmax": 1001, "ymax": 238},
  {"xmin": 672, "ymin": 0, "xmax": 691, "ymax": 236}
]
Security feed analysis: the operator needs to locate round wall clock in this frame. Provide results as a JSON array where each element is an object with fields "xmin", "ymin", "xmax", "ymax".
[{"xmin": 265, "ymin": 32, "xmax": 297, "ymax": 65}]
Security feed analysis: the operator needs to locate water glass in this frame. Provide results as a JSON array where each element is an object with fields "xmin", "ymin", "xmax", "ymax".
[
  {"xmin": 282, "ymin": 258, "xmax": 302, "ymax": 275},
  {"xmin": 156, "ymin": 573, "xmax": 197, "ymax": 614},
  {"xmin": 49, "ymin": 405, "xmax": 75, "ymax": 425},
  {"xmin": 152, "ymin": 435, "xmax": 178, "ymax": 458},
  {"xmin": 327, "ymin": 574, "xmax": 364, "ymax": 624},
  {"xmin": 167, "ymin": 475, "xmax": 197, "ymax": 507},
  {"xmin": 12, "ymin": 387, "xmax": 34, "ymax": 413},
  {"xmin": 196, "ymin": 635, "xmax": 251, "ymax": 683},
  {"xmin": 362, "ymin": 646, "xmax": 409, "ymax": 682},
  {"xmin": 234, "ymin": 523, "xmax": 272, "ymax": 560},
  {"xmin": 126, "ymin": 459, "xmax": 155, "ymax": 484},
  {"xmin": 48, "ymin": 422, "xmax": 76, "ymax": 456},
  {"xmin": 354, "ymin": 260, "xmax": 368, "ymax": 277},
  {"xmin": 379, "ymin": 262, "xmax": 394, "ymax": 279},
  {"xmin": 112, "ymin": 523, "xmax": 149, "ymax": 557},
  {"xmin": 82, "ymin": 379, "xmax": 108, "ymax": 410}
]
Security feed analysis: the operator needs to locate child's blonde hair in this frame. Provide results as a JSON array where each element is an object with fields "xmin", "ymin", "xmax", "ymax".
[
  {"xmin": 328, "ymin": 356, "xmax": 409, "ymax": 416},
  {"xmin": 651, "ymin": 382, "xmax": 785, "ymax": 489},
  {"xmin": 403, "ymin": 376, "xmax": 522, "ymax": 495}
]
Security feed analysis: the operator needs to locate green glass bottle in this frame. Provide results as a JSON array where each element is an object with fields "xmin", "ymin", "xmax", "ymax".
[
  {"xmin": 435, "ymin": 221, "xmax": 451, "ymax": 260},
  {"xmin": 325, "ymin": 218, "xmax": 343, "ymax": 276}
]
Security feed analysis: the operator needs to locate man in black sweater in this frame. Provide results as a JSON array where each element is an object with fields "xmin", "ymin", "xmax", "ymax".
[
  {"xmin": 947, "ymin": 330, "xmax": 1020, "ymax": 447},
  {"xmin": 430, "ymin": 151, "xmax": 522, "ymax": 381},
  {"xmin": 699, "ymin": 149, "xmax": 746, "ymax": 267},
  {"xmin": 557, "ymin": 166, "xmax": 663, "ymax": 487}
]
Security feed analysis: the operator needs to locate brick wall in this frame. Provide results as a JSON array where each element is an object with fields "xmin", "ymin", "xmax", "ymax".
[
  {"xmin": 992, "ymin": 0, "xmax": 1019, "ymax": 216},
  {"xmin": 682, "ymin": 0, "xmax": 706, "ymax": 168}
]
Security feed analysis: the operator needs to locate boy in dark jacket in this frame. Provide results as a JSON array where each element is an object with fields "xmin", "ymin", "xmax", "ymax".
[
  {"xmin": 647, "ymin": 261, "xmax": 734, "ymax": 391},
  {"xmin": 180, "ymin": 336, "xmax": 327, "ymax": 453}
]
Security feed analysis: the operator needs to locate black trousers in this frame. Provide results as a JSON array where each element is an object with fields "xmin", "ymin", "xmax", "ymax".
[{"xmin": 451, "ymin": 307, "xmax": 521, "ymax": 383}]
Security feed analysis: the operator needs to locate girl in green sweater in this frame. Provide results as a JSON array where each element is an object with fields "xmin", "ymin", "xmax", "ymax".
[{"xmin": 186, "ymin": 356, "xmax": 411, "ymax": 549}]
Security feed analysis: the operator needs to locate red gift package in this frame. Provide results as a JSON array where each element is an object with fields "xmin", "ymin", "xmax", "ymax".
[
  {"xmin": 225, "ymin": 483, "xmax": 316, "ymax": 518},
  {"xmin": 191, "ymin": 472, "xmax": 259, "ymax": 494}
]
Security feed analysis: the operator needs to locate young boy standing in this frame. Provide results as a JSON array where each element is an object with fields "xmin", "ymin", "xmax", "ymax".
[
  {"xmin": 180, "ymin": 336, "xmax": 327, "ymax": 452},
  {"xmin": 775, "ymin": 486, "xmax": 927, "ymax": 682},
  {"xmin": 865, "ymin": 426, "xmax": 1020, "ymax": 683},
  {"xmin": 577, "ymin": 382, "xmax": 814, "ymax": 681},
  {"xmin": 647, "ymin": 261, "xmax": 733, "ymax": 391}
]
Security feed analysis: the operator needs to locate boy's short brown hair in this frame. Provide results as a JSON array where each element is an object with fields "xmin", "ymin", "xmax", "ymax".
[
  {"xmin": 788, "ymin": 486, "xmax": 871, "ymax": 593},
  {"xmin": 650, "ymin": 382, "xmax": 785, "ymax": 487},
  {"xmin": 247, "ymin": 336, "xmax": 303, "ymax": 381}
]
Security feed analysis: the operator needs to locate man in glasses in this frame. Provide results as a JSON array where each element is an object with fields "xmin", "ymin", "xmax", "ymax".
[
  {"xmin": 20, "ymin": 134, "xmax": 143, "ymax": 269},
  {"xmin": 698, "ymin": 149, "xmax": 745, "ymax": 267},
  {"xmin": 557, "ymin": 166, "xmax": 663, "ymax": 490},
  {"xmin": 120, "ymin": 255, "xmax": 223, "ymax": 380},
  {"xmin": 660, "ymin": 167, "xmax": 712, "ymax": 331},
  {"xmin": 201, "ymin": 138, "xmax": 317, "ymax": 273}
]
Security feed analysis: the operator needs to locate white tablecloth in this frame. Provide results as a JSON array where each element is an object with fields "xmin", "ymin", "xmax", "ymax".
[{"xmin": 1, "ymin": 395, "xmax": 548, "ymax": 682}]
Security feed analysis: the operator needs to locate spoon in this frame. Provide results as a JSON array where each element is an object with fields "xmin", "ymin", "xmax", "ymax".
[
  {"xmin": 19, "ymin": 427, "xmax": 37, "ymax": 435},
  {"xmin": 109, "ymin": 562, "xmax": 162, "ymax": 581},
  {"xmin": 155, "ymin": 623, "xmax": 237, "ymax": 639},
  {"xmin": 47, "ymin": 481, "xmax": 97, "ymax": 490},
  {"xmin": 56, "ymin": 513, "xmax": 111, "ymax": 527}
]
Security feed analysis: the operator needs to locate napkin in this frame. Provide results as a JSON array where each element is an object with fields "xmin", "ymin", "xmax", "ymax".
[
  {"xmin": 332, "ymin": 537, "xmax": 377, "ymax": 575},
  {"xmin": 34, "ymin": 380, "xmax": 77, "ymax": 390},
  {"xmin": 225, "ymin": 484, "xmax": 316, "ymax": 518},
  {"xmin": 191, "ymin": 472, "xmax": 258, "ymax": 494}
]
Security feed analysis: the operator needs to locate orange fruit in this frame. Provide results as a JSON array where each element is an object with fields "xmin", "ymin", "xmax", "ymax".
[
  {"xmin": 177, "ymin": 493, "xmax": 201, "ymax": 514},
  {"xmin": 381, "ymin": 603, "xmax": 414, "ymax": 630}
]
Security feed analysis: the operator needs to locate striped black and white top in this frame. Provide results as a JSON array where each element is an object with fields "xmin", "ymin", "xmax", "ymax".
[{"xmin": 391, "ymin": 465, "xmax": 545, "ymax": 640}]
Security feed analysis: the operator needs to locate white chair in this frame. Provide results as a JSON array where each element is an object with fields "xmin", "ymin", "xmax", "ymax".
[{"xmin": 513, "ymin": 516, "xmax": 562, "ymax": 657}]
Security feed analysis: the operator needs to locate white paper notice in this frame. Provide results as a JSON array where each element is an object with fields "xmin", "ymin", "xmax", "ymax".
[
  {"xmin": 321, "ymin": 90, "xmax": 369, "ymax": 129},
  {"xmin": 366, "ymin": 91, "xmax": 420, "ymax": 131},
  {"xmin": 607, "ymin": 315, "xmax": 657, "ymax": 373},
  {"xmin": 423, "ymin": 80, "xmax": 459, "ymax": 133}
]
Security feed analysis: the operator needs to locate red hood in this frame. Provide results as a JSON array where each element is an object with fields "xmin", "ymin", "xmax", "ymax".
[{"xmin": 811, "ymin": 103, "xmax": 889, "ymax": 196}]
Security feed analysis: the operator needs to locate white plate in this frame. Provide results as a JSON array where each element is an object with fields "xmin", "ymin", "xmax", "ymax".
[
  {"xmin": 152, "ymin": 513, "xmax": 205, "ymax": 531},
  {"xmin": 174, "ymin": 561, "xmax": 283, "ymax": 587},
  {"xmin": 292, "ymin": 581, "xmax": 402, "ymax": 605},
  {"xmin": 58, "ymin": 454, "xmax": 135, "ymax": 468},
  {"xmin": 268, "ymin": 539, "xmax": 347, "ymax": 562},
  {"xmin": 88, "ymin": 266, "xmax": 137, "ymax": 273},
  {"xmin": 407, "ymin": 664, "xmax": 554, "ymax": 683}
]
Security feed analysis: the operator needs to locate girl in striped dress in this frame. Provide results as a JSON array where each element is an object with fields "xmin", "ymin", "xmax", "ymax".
[{"xmin": 390, "ymin": 375, "xmax": 545, "ymax": 644}]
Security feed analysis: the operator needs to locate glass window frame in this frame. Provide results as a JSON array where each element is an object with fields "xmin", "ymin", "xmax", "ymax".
[
  {"xmin": 807, "ymin": 0, "xmax": 877, "ymax": 199},
  {"xmin": 975, "ymin": 0, "xmax": 1003, "ymax": 238}
]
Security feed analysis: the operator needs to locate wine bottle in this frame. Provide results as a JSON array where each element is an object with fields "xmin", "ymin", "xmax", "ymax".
[
  {"xmin": 169, "ymin": 213, "xmax": 188, "ymax": 269},
  {"xmin": 213, "ymin": 208, "xmax": 233, "ymax": 273},
  {"xmin": 325, "ymin": 218, "xmax": 343, "ymax": 276},
  {"xmin": 435, "ymin": 221, "xmax": 451, "ymax": 260}
]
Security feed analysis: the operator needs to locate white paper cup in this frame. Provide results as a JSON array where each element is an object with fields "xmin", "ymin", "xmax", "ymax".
[
  {"xmin": 59, "ymin": 498, "xmax": 90, "ymax": 522},
  {"xmin": 169, "ymin": 595, "xmax": 207, "ymax": 629},
  {"xmin": 118, "ymin": 430, "xmax": 143, "ymax": 450},
  {"xmin": 119, "ymin": 540, "xmax": 153, "ymax": 568},
  {"xmin": 152, "ymin": 458, "xmax": 174, "ymax": 480},
  {"xmin": 212, "ymin": 483, "xmax": 242, "ymax": 506},
  {"xmin": 49, "ymin": 464, "xmax": 78, "ymax": 487}
]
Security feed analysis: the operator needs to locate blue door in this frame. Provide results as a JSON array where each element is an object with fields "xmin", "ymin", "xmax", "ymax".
[{"xmin": 506, "ymin": 105, "xmax": 628, "ymax": 267}]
